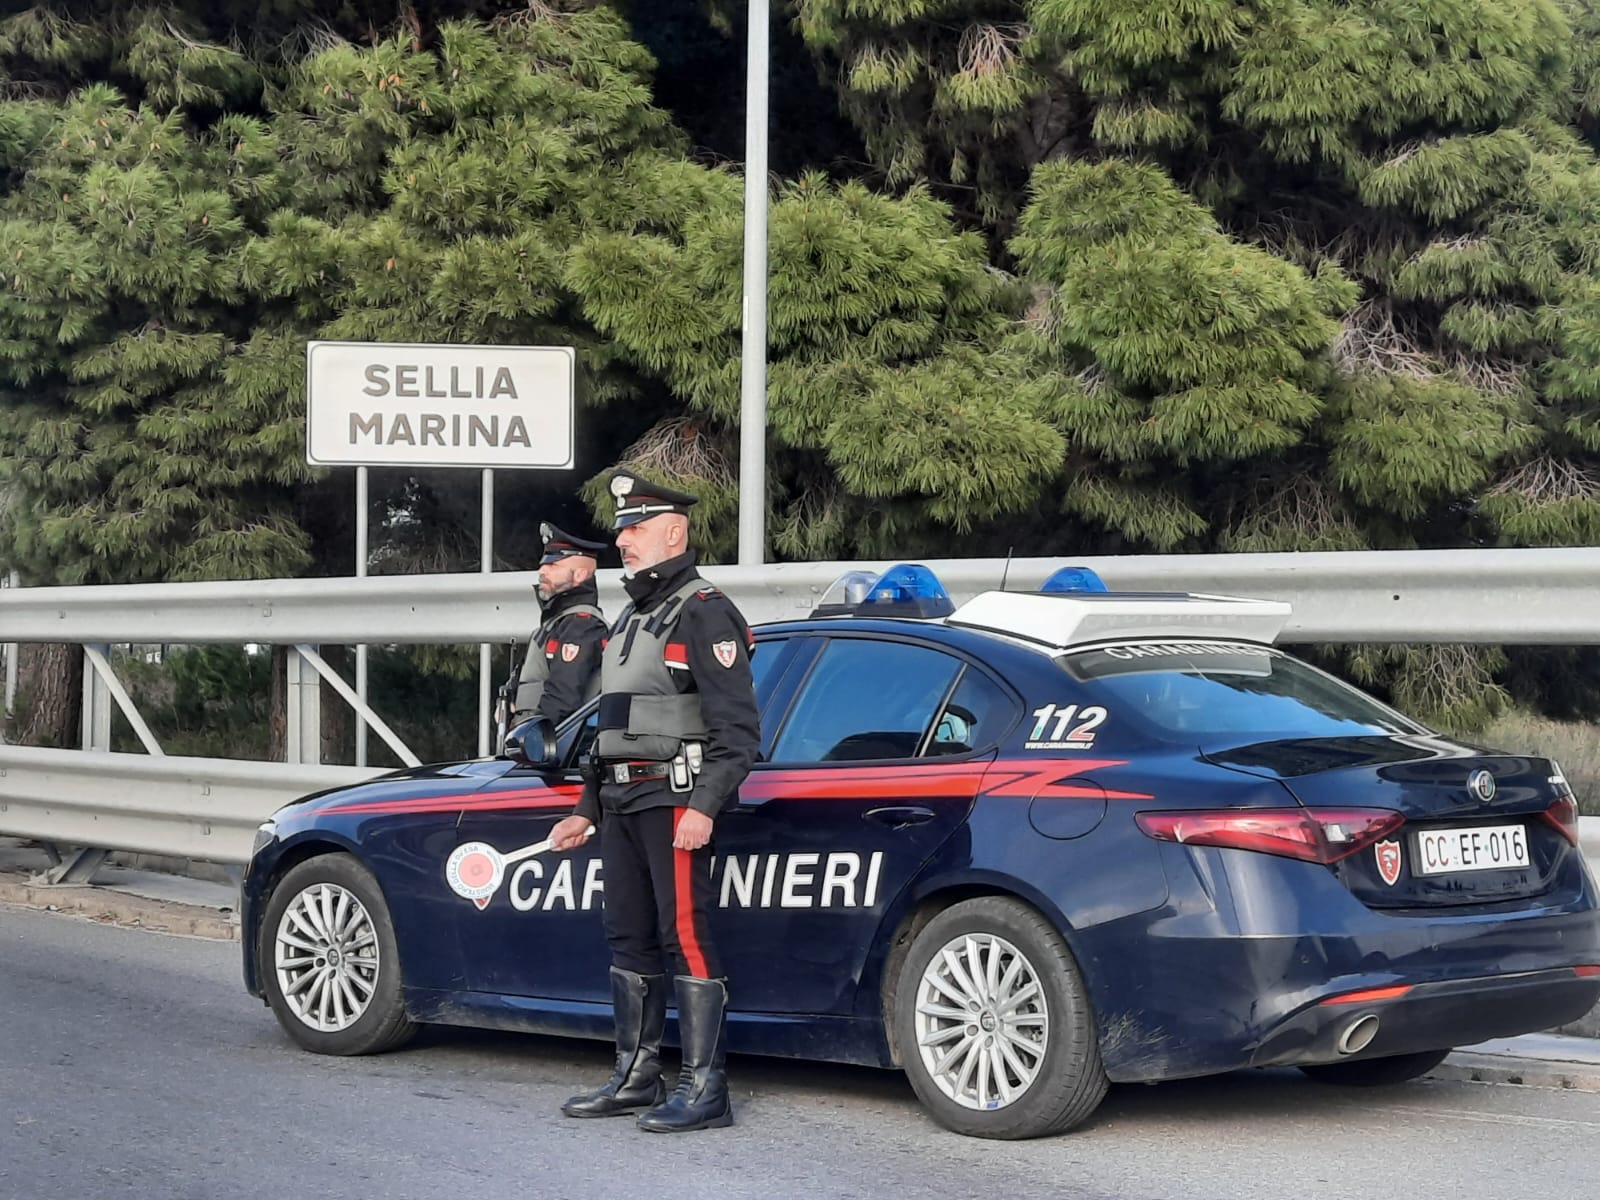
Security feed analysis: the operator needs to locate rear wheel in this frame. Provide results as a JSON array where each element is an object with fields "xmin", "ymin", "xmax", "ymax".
[
  {"xmin": 260, "ymin": 854, "xmax": 416, "ymax": 1056},
  {"xmin": 1298, "ymin": 1048, "xmax": 1450, "ymax": 1087},
  {"xmin": 894, "ymin": 897, "xmax": 1107, "ymax": 1139}
]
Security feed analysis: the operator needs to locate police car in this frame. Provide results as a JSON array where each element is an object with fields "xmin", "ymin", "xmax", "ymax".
[{"xmin": 240, "ymin": 565, "xmax": 1600, "ymax": 1140}]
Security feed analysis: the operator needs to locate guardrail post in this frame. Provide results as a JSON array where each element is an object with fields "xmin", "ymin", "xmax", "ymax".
[
  {"xmin": 42, "ymin": 847, "xmax": 110, "ymax": 886},
  {"xmin": 2, "ymin": 568, "xmax": 16, "ymax": 720},
  {"xmin": 80, "ymin": 643, "xmax": 112, "ymax": 752},
  {"xmin": 285, "ymin": 645, "xmax": 322, "ymax": 766}
]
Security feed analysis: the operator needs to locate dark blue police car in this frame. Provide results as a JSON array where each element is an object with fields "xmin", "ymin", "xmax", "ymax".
[{"xmin": 241, "ymin": 565, "xmax": 1600, "ymax": 1139}]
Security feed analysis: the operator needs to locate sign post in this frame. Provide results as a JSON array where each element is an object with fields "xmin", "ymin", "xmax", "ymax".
[
  {"xmin": 355, "ymin": 466, "xmax": 368, "ymax": 765},
  {"xmin": 306, "ymin": 342, "xmax": 576, "ymax": 762}
]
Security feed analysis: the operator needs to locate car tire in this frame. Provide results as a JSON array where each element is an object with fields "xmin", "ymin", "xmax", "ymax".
[
  {"xmin": 1297, "ymin": 1048, "xmax": 1451, "ymax": 1087},
  {"xmin": 894, "ymin": 896, "xmax": 1108, "ymax": 1139},
  {"xmin": 260, "ymin": 853, "xmax": 417, "ymax": 1056}
]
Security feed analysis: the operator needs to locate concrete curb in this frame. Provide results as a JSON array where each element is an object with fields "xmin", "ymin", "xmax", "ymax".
[
  {"xmin": 1428, "ymin": 1052, "xmax": 1600, "ymax": 1092},
  {"xmin": 0, "ymin": 873, "xmax": 239, "ymax": 941}
]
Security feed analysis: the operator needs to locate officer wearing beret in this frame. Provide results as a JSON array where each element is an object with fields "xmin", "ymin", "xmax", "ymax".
[
  {"xmin": 550, "ymin": 471, "xmax": 760, "ymax": 1134},
  {"xmin": 505, "ymin": 523, "xmax": 609, "ymax": 729}
]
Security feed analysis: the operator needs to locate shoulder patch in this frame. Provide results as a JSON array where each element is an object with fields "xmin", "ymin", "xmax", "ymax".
[{"xmin": 693, "ymin": 585, "xmax": 723, "ymax": 601}]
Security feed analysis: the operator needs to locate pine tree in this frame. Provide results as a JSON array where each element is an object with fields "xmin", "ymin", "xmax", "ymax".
[
  {"xmin": 795, "ymin": 0, "xmax": 1600, "ymax": 726},
  {"xmin": 7, "ymin": 2, "xmax": 1600, "ymax": 734},
  {"xmin": 566, "ymin": 169, "xmax": 1082, "ymax": 558},
  {"xmin": 0, "ymin": 16, "xmax": 310, "ymax": 586}
]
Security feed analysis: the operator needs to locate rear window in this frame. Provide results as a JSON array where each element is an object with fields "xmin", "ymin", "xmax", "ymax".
[{"xmin": 1058, "ymin": 641, "xmax": 1423, "ymax": 741}]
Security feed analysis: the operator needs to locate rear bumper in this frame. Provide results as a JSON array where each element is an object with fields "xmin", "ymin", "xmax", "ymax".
[
  {"xmin": 1082, "ymin": 842, "xmax": 1600, "ymax": 1083},
  {"xmin": 1249, "ymin": 968, "xmax": 1600, "ymax": 1068}
]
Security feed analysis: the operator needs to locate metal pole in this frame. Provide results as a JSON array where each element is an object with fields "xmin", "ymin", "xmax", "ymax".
[
  {"xmin": 3, "ymin": 569, "xmax": 17, "ymax": 720},
  {"xmin": 479, "ymin": 468, "xmax": 494, "ymax": 758},
  {"xmin": 355, "ymin": 467, "xmax": 369, "ymax": 767},
  {"xmin": 737, "ymin": 0, "xmax": 770, "ymax": 567}
]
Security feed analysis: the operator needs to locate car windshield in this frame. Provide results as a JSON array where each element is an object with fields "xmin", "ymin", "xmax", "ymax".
[{"xmin": 1057, "ymin": 641, "xmax": 1422, "ymax": 741}]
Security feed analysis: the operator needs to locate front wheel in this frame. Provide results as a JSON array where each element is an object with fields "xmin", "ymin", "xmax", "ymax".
[
  {"xmin": 260, "ymin": 853, "xmax": 417, "ymax": 1056},
  {"xmin": 894, "ymin": 897, "xmax": 1108, "ymax": 1139},
  {"xmin": 1298, "ymin": 1049, "xmax": 1451, "ymax": 1087}
]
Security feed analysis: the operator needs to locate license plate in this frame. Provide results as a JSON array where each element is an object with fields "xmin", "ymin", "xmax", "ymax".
[{"xmin": 1414, "ymin": 824, "xmax": 1530, "ymax": 875}]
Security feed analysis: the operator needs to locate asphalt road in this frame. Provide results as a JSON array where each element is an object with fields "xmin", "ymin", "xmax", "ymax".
[{"xmin": 2, "ymin": 906, "xmax": 1598, "ymax": 1200}]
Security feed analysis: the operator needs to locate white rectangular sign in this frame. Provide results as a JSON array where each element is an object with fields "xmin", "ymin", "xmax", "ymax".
[{"xmin": 305, "ymin": 341, "xmax": 575, "ymax": 469}]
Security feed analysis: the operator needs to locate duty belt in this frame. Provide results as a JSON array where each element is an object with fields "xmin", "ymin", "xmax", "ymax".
[{"xmin": 605, "ymin": 761, "xmax": 673, "ymax": 784}]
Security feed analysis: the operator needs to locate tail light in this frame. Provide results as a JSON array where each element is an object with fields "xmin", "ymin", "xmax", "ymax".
[
  {"xmin": 1135, "ymin": 807, "xmax": 1404, "ymax": 865},
  {"xmin": 1541, "ymin": 796, "xmax": 1581, "ymax": 847}
]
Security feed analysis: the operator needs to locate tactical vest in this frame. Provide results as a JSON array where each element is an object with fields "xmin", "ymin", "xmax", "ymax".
[
  {"xmin": 594, "ymin": 576, "xmax": 710, "ymax": 762},
  {"xmin": 513, "ymin": 603, "xmax": 604, "ymax": 719}
]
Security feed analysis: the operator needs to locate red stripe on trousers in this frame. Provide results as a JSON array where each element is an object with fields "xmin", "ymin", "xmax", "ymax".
[{"xmin": 671, "ymin": 807, "xmax": 710, "ymax": 978}]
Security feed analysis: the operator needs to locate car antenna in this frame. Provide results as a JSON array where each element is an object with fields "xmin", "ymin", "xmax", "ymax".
[{"xmin": 999, "ymin": 546, "xmax": 1014, "ymax": 592}]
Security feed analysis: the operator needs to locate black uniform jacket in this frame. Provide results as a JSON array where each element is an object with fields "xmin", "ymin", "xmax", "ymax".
[
  {"xmin": 575, "ymin": 553, "xmax": 760, "ymax": 823},
  {"xmin": 520, "ymin": 581, "xmax": 607, "ymax": 726}
]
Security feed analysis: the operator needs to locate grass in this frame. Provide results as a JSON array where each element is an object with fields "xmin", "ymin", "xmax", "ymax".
[{"xmin": 1480, "ymin": 711, "xmax": 1600, "ymax": 815}]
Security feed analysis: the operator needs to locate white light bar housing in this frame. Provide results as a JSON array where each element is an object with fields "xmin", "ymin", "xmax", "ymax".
[{"xmin": 946, "ymin": 591, "xmax": 1292, "ymax": 649}]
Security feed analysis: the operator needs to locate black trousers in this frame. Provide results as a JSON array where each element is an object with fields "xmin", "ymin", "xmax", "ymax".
[{"xmin": 600, "ymin": 804, "xmax": 722, "ymax": 979}]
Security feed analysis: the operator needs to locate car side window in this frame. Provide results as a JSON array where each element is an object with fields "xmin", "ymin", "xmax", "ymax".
[
  {"xmin": 924, "ymin": 666, "xmax": 1017, "ymax": 757},
  {"xmin": 768, "ymin": 639, "xmax": 962, "ymax": 764},
  {"xmin": 748, "ymin": 636, "xmax": 793, "ymax": 702}
]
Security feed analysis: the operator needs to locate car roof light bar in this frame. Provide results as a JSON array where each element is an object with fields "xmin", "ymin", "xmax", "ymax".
[{"xmin": 946, "ymin": 589, "xmax": 1293, "ymax": 648}]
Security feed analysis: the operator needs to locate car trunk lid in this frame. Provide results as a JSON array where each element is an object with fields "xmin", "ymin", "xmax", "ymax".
[{"xmin": 1203, "ymin": 735, "xmax": 1575, "ymax": 908}]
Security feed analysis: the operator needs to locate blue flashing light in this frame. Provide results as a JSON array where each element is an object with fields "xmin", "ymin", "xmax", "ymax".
[
  {"xmin": 1041, "ymin": 566, "xmax": 1109, "ymax": 594},
  {"xmin": 860, "ymin": 563, "xmax": 955, "ymax": 619}
]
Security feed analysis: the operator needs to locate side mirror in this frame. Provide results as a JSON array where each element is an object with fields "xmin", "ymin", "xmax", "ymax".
[{"xmin": 503, "ymin": 717, "xmax": 559, "ymax": 769}]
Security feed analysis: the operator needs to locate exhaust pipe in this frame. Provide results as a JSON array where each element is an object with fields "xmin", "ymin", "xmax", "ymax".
[{"xmin": 1337, "ymin": 1013, "xmax": 1380, "ymax": 1056}]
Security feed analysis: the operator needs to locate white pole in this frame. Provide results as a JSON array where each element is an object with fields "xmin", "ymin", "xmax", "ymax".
[
  {"xmin": 355, "ymin": 467, "xmax": 369, "ymax": 767},
  {"xmin": 479, "ymin": 468, "xmax": 494, "ymax": 758},
  {"xmin": 738, "ymin": 0, "xmax": 770, "ymax": 567}
]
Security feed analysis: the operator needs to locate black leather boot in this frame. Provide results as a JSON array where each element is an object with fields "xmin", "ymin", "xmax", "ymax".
[
  {"xmin": 561, "ymin": 968, "xmax": 667, "ymax": 1118},
  {"xmin": 637, "ymin": 975, "xmax": 732, "ymax": 1133}
]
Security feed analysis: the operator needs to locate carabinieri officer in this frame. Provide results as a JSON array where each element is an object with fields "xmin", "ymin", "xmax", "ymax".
[
  {"xmin": 549, "ymin": 470, "xmax": 760, "ymax": 1133},
  {"xmin": 506, "ymin": 522, "xmax": 609, "ymax": 728}
]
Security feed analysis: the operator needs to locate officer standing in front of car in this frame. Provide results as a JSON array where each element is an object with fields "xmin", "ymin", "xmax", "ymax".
[
  {"xmin": 503, "ymin": 523, "xmax": 609, "ymax": 730},
  {"xmin": 549, "ymin": 470, "xmax": 760, "ymax": 1134}
]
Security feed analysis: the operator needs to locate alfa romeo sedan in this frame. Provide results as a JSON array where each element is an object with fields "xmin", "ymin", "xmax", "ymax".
[{"xmin": 240, "ymin": 565, "xmax": 1600, "ymax": 1139}]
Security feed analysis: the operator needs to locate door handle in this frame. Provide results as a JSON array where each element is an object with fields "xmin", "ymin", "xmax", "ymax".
[{"xmin": 864, "ymin": 805, "xmax": 937, "ymax": 830}]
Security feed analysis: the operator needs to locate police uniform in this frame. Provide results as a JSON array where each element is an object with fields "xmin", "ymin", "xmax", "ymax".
[
  {"xmin": 508, "ymin": 524, "xmax": 608, "ymax": 728},
  {"xmin": 560, "ymin": 472, "xmax": 760, "ymax": 1134}
]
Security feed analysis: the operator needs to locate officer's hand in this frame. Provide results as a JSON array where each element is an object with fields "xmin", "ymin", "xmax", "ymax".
[
  {"xmin": 550, "ymin": 815, "xmax": 594, "ymax": 852},
  {"xmin": 674, "ymin": 810, "xmax": 714, "ymax": 852}
]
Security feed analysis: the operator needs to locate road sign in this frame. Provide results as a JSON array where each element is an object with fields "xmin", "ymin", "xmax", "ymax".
[{"xmin": 305, "ymin": 341, "xmax": 575, "ymax": 469}]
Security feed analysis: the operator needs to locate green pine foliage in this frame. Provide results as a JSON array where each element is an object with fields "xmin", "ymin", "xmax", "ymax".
[
  {"xmin": 4, "ymin": 1, "xmax": 1600, "ymax": 730},
  {"xmin": 0, "ymin": 46, "xmax": 312, "ymax": 583},
  {"xmin": 568, "ymin": 173, "xmax": 1056, "ymax": 557}
]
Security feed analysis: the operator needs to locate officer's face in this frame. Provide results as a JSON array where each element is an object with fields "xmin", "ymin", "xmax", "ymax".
[
  {"xmin": 536, "ymin": 556, "xmax": 594, "ymax": 602},
  {"xmin": 616, "ymin": 514, "xmax": 686, "ymax": 574}
]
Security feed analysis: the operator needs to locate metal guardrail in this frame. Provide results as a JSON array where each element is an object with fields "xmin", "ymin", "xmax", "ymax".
[
  {"xmin": 2, "ymin": 547, "xmax": 1598, "ymax": 644},
  {"xmin": 0, "ymin": 746, "xmax": 383, "ymax": 867},
  {"xmin": 2, "ymin": 547, "xmax": 1599, "ymax": 876}
]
